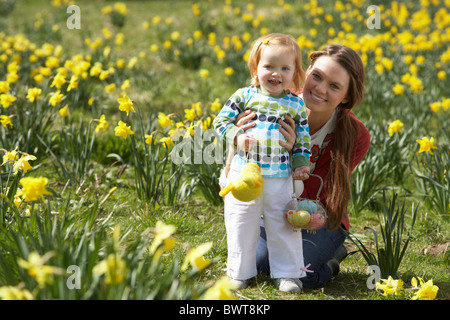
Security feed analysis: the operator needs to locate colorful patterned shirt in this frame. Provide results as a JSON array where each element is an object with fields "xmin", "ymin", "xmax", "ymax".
[{"xmin": 213, "ymin": 86, "xmax": 311, "ymax": 177}]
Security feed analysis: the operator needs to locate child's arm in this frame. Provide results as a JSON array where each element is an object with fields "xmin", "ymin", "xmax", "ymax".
[{"xmin": 213, "ymin": 89, "xmax": 245, "ymax": 148}]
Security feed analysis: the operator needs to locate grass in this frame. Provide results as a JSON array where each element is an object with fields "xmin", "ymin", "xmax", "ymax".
[{"xmin": 1, "ymin": 0, "xmax": 449, "ymax": 300}]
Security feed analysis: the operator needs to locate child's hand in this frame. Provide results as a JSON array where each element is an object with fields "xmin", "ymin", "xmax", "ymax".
[
  {"xmin": 293, "ymin": 166, "xmax": 310, "ymax": 180},
  {"xmin": 236, "ymin": 133, "xmax": 258, "ymax": 152}
]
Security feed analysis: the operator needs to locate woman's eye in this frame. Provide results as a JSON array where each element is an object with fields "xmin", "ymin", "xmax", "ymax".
[{"xmin": 312, "ymin": 73, "xmax": 321, "ymax": 80}]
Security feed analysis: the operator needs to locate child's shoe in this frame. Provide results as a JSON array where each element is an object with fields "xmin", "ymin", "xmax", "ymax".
[
  {"xmin": 276, "ymin": 278, "xmax": 303, "ymax": 293},
  {"xmin": 229, "ymin": 278, "xmax": 250, "ymax": 290}
]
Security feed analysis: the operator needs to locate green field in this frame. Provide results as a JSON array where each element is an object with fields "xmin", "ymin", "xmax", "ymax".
[{"xmin": 0, "ymin": 0, "xmax": 448, "ymax": 300}]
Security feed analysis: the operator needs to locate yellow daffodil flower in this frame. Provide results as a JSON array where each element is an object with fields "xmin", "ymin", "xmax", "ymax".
[
  {"xmin": 0, "ymin": 81, "xmax": 10, "ymax": 93},
  {"xmin": 95, "ymin": 114, "xmax": 109, "ymax": 133},
  {"xmin": 149, "ymin": 221, "xmax": 177, "ymax": 254},
  {"xmin": 0, "ymin": 285, "xmax": 34, "ymax": 300},
  {"xmin": 184, "ymin": 108, "xmax": 196, "ymax": 121},
  {"xmin": 50, "ymin": 72, "xmax": 66, "ymax": 89},
  {"xmin": 93, "ymin": 253, "xmax": 127, "ymax": 284},
  {"xmin": 13, "ymin": 154, "xmax": 37, "ymax": 175},
  {"xmin": 392, "ymin": 83, "xmax": 404, "ymax": 95},
  {"xmin": 158, "ymin": 112, "xmax": 171, "ymax": 128},
  {"xmin": 0, "ymin": 115, "xmax": 13, "ymax": 128},
  {"xmin": 117, "ymin": 94, "xmax": 135, "ymax": 116},
  {"xmin": 59, "ymin": 105, "xmax": 68, "ymax": 117},
  {"xmin": 0, "ymin": 93, "xmax": 16, "ymax": 109},
  {"xmin": 26, "ymin": 87, "xmax": 42, "ymax": 102},
  {"xmin": 375, "ymin": 276, "xmax": 404, "ymax": 296},
  {"xmin": 388, "ymin": 120, "xmax": 404, "ymax": 136},
  {"xmin": 145, "ymin": 134, "xmax": 154, "ymax": 145},
  {"xmin": 114, "ymin": 120, "xmax": 134, "ymax": 139},
  {"xmin": 181, "ymin": 241, "xmax": 213, "ymax": 272},
  {"xmin": 411, "ymin": 277, "xmax": 439, "ymax": 300},
  {"xmin": 210, "ymin": 98, "xmax": 221, "ymax": 112},
  {"xmin": 17, "ymin": 251, "xmax": 62, "ymax": 287},
  {"xmin": 159, "ymin": 136, "xmax": 174, "ymax": 148},
  {"xmin": 416, "ymin": 136, "xmax": 438, "ymax": 155},
  {"xmin": 67, "ymin": 75, "xmax": 79, "ymax": 91},
  {"xmin": 202, "ymin": 276, "xmax": 238, "ymax": 300},
  {"xmin": 19, "ymin": 176, "xmax": 51, "ymax": 202},
  {"xmin": 2, "ymin": 147, "xmax": 18, "ymax": 165},
  {"xmin": 49, "ymin": 90, "xmax": 64, "ymax": 107}
]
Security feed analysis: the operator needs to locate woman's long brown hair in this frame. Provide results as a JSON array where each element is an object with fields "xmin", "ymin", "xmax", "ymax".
[{"xmin": 309, "ymin": 44, "xmax": 365, "ymax": 230}]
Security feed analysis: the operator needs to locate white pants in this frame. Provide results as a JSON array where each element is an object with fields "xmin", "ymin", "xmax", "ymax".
[{"xmin": 224, "ymin": 169, "xmax": 304, "ymax": 280}]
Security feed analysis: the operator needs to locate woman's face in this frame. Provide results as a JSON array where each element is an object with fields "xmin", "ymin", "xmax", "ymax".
[{"xmin": 303, "ymin": 55, "xmax": 350, "ymax": 115}]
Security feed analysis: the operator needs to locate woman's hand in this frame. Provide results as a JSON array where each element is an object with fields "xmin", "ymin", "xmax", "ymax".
[
  {"xmin": 235, "ymin": 109, "xmax": 256, "ymax": 131},
  {"xmin": 278, "ymin": 114, "xmax": 296, "ymax": 152}
]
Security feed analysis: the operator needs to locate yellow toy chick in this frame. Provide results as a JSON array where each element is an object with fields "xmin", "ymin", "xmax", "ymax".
[{"xmin": 219, "ymin": 163, "xmax": 264, "ymax": 201}]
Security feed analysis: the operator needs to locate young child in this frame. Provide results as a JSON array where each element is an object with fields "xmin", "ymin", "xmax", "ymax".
[{"xmin": 213, "ymin": 33, "xmax": 311, "ymax": 293}]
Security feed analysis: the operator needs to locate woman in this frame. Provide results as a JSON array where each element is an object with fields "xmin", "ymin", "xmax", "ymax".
[{"xmin": 230, "ymin": 44, "xmax": 370, "ymax": 288}]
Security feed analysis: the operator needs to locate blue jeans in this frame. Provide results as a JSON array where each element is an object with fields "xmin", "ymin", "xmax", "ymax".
[{"xmin": 256, "ymin": 218, "xmax": 346, "ymax": 288}]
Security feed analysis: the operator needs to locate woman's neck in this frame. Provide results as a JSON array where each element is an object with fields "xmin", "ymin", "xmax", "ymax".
[{"xmin": 307, "ymin": 109, "xmax": 336, "ymax": 135}]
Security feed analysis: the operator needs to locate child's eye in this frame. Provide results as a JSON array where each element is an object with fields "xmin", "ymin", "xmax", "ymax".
[{"xmin": 312, "ymin": 73, "xmax": 321, "ymax": 80}]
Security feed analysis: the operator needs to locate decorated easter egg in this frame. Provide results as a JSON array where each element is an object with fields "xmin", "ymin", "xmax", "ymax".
[
  {"xmin": 286, "ymin": 210, "xmax": 311, "ymax": 227},
  {"xmin": 297, "ymin": 200, "xmax": 318, "ymax": 214},
  {"xmin": 304, "ymin": 212, "xmax": 326, "ymax": 230}
]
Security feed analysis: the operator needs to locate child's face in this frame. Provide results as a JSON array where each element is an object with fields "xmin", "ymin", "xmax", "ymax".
[{"xmin": 256, "ymin": 46, "xmax": 296, "ymax": 96}]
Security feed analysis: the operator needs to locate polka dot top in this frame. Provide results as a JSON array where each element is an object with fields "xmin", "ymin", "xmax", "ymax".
[{"xmin": 214, "ymin": 86, "xmax": 311, "ymax": 177}]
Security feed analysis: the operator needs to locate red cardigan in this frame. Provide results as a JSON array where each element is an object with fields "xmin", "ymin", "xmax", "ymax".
[{"xmin": 300, "ymin": 111, "xmax": 370, "ymax": 230}]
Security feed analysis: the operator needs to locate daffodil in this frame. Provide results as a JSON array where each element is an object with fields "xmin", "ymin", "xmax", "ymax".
[
  {"xmin": 117, "ymin": 94, "xmax": 135, "ymax": 116},
  {"xmin": 17, "ymin": 251, "xmax": 62, "ymax": 287},
  {"xmin": 184, "ymin": 108, "xmax": 196, "ymax": 121},
  {"xmin": 181, "ymin": 241, "xmax": 213, "ymax": 272},
  {"xmin": 202, "ymin": 276, "xmax": 238, "ymax": 300},
  {"xmin": 145, "ymin": 134, "xmax": 154, "ymax": 145},
  {"xmin": 224, "ymin": 67, "xmax": 234, "ymax": 76},
  {"xmin": 411, "ymin": 277, "xmax": 439, "ymax": 300},
  {"xmin": 59, "ymin": 105, "xmax": 68, "ymax": 117},
  {"xmin": 158, "ymin": 112, "xmax": 172, "ymax": 128},
  {"xmin": 375, "ymin": 276, "xmax": 404, "ymax": 296},
  {"xmin": 388, "ymin": 120, "xmax": 404, "ymax": 136},
  {"xmin": 0, "ymin": 81, "xmax": 10, "ymax": 93},
  {"xmin": 13, "ymin": 154, "xmax": 37, "ymax": 175},
  {"xmin": 93, "ymin": 253, "xmax": 127, "ymax": 284},
  {"xmin": 392, "ymin": 83, "xmax": 404, "ymax": 95},
  {"xmin": 149, "ymin": 221, "xmax": 177, "ymax": 254},
  {"xmin": 67, "ymin": 75, "xmax": 79, "ymax": 91},
  {"xmin": 199, "ymin": 69, "xmax": 209, "ymax": 78},
  {"xmin": 210, "ymin": 98, "xmax": 221, "ymax": 112},
  {"xmin": 0, "ymin": 285, "xmax": 34, "ymax": 300},
  {"xmin": 49, "ymin": 90, "xmax": 64, "ymax": 107},
  {"xmin": 50, "ymin": 72, "xmax": 66, "ymax": 89},
  {"xmin": 26, "ymin": 87, "xmax": 42, "ymax": 102},
  {"xmin": 95, "ymin": 114, "xmax": 109, "ymax": 133},
  {"xmin": 0, "ymin": 93, "xmax": 16, "ymax": 109},
  {"xmin": 0, "ymin": 115, "xmax": 13, "ymax": 128},
  {"xmin": 159, "ymin": 136, "xmax": 174, "ymax": 148},
  {"xmin": 429, "ymin": 101, "xmax": 441, "ymax": 113},
  {"xmin": 2, "ymin": 147, "xmax": 18, "ymax": 165},
  {"xmin": 416, "ymin": 136, "xmax": 438, "ymax": 155},
  {"xmin": 19, "ymin": 176, "xmax": 51, "ymax": 202},
  {"xmin": 114, "ymin": 120, "xmax": 134, "ymax": 139}
]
